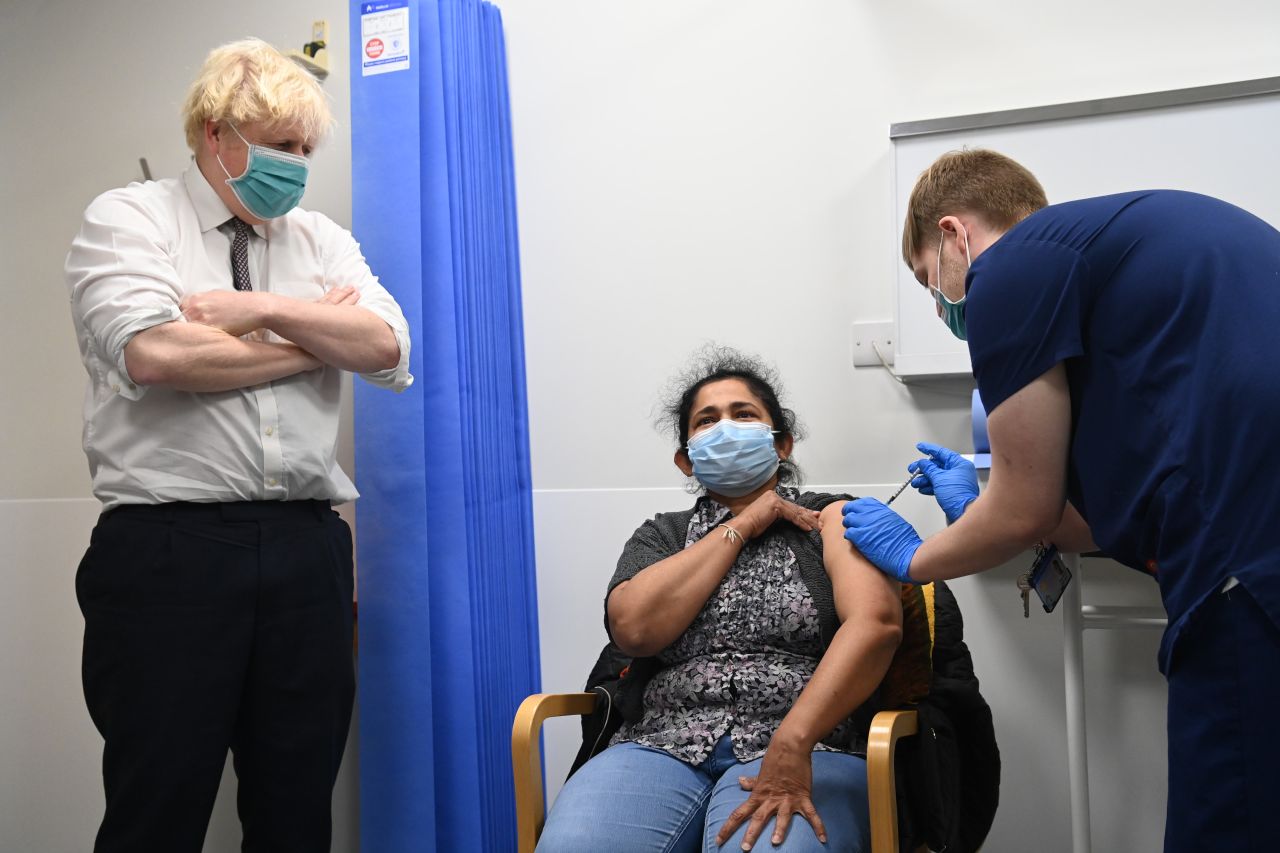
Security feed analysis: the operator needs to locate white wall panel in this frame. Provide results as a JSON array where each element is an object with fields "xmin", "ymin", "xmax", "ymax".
[{"xmin": 0, "ymin": 500, "xmax": 104, "ymax": 851}]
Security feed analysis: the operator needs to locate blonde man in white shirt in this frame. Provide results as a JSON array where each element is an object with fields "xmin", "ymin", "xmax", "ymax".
[{"xmin": 65, "ymin": 38, "xmax": 412, "ymax": 853}]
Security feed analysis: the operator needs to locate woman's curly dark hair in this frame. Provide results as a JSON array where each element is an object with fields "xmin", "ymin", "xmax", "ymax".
[{"xmin": 657, "ymin": 344, "xmax": 805, "ymax": 487}]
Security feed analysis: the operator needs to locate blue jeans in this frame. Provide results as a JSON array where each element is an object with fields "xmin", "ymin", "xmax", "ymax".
[{"xmin": 536, "ymin": 736, "xmax": 870, "ymax": 853}]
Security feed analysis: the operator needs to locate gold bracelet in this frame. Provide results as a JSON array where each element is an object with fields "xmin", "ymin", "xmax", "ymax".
[{"xmin": 718, "ymin": 523, "xmax": 744, "ymax": 546}]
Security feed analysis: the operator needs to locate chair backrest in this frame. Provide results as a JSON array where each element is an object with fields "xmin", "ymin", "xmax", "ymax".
[{"xmin": 566, "ymin": 641, "xmax": 634, "ymax": 777}]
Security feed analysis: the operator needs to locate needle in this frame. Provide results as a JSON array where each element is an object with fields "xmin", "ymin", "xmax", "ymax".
[{"xmin": 886, "ymin": 471, "xmax": 916, "ymax": 506}]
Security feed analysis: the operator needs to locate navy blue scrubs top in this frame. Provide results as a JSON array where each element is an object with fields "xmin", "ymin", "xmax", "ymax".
[{"xmin": 965, "ymin": 190, "xmax": 1280, "ymax": 672}]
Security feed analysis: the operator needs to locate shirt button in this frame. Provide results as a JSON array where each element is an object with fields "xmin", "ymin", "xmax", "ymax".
[
  {"xmin": 111, "ymin": 384, "xmax": 120, "ymax": 392},
  {"xmin": 265, "ymin": 426, "xmax": 274, "ymax": 436}
]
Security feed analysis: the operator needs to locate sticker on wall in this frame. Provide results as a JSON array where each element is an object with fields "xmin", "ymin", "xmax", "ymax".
[{"xmin": 360, "ymin": 0, "xmax": 410, "ymax": 76}]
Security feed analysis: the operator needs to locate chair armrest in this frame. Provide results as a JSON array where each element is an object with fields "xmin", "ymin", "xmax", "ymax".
[
  {"xmin": 867, "ymin": 709, "xmax": 919, "ymax": 853},
  {"xmin": 512, "ymin": 692, "xmax": 599, "ymax": 853}
]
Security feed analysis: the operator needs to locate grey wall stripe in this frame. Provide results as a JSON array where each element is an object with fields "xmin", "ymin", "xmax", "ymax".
[{"xmin": 889, "ymin": 76, "xmax": 1280, "ymax": 139}]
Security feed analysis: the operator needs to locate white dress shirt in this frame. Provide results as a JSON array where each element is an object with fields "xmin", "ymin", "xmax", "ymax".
[{"xmin": 65, "ymin": 162, "xmax": 414, "ymax": 509}]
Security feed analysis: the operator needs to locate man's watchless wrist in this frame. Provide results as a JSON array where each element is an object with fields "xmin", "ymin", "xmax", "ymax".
[{"xmin": 255, "ymin": 291, "xmax": 284, "ymax": 329}]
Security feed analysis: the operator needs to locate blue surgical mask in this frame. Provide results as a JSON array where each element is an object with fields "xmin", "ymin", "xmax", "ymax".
[
  {"xmin": 686, "ymin": 419, "xmax": 780, "ymax": 497},
  {"xmin": 932, "ymin": 229, "xmax": 972, "ymax": 340},
  {"xmin": 217, "ymin": 122, "xmax": 310, "ymax": 220}
]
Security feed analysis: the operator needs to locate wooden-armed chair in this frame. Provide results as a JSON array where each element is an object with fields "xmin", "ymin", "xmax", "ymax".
[{"xmin": 511, "ymin": 696, "xmax": 919, "ymax": 853}]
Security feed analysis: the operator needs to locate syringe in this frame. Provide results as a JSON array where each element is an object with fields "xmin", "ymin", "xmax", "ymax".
[{"xmin": 885, "ymin": 471, "xmax": 916, "ymax": 506}]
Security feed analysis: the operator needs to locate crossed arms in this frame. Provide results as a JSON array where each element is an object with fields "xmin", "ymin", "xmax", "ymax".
[{"xmin": 124, "ymin": 286, "xmax": 400, "ymax": 393}]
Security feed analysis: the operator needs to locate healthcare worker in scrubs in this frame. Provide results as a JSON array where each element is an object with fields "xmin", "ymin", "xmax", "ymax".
[{"xmin": 842, "ymin": 148, "xmax": 1280, "ymax": 853}]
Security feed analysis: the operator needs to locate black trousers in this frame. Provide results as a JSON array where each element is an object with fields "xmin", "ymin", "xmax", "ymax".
[{"xmin": 76, "ymin": 500, "xmax": 356, "ymax": 853}]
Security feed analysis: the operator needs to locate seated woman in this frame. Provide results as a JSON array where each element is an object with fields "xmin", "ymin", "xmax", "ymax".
[{"xmin": 537, "ymin": 347, "xmax": 904, "ymax": 853}]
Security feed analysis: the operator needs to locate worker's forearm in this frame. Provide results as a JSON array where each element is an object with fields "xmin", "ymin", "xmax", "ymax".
[
  {"xmin": 607, "ymin": 533, "xmax": 742, "ymax": 657},
  {"xmin": 908, "ymin": 490, "xmax": 1052, "ymax": 583},
  {"xmin": 262, "ymin": 294, "xmax": 399, "ymax": 373},
  {"xmin": 773, "ymin": 617, "xmax": 901, "ymax": 750},
  {"xmin": 912, "ymin": 364, "xmax": 1076, "ymax": 581},
  {"xmin": 125, "ymin": 321, "xmax": 320, "ymax": 392}
]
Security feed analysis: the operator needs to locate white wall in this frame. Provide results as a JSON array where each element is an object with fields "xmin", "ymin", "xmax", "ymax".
[
  {"xmin": 0, "ymin": 1, "xmax": 359, "ymax": 849},
  {"xmin": 496, "ymin": 2, "xmax": 1280, "ymax": 851}
]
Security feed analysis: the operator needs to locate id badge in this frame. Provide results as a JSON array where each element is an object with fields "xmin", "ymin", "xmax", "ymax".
[{"xmin": 1029, "ymin": 544, "xmax": 1072, "ymax": 613}]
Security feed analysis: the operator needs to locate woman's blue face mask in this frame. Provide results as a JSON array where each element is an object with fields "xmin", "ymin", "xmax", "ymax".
[
  {"xmin": 932, "ymin": 229, "xmax": 972, "ymax": 341},
  {"xmin": 686, "ymin": 419, "xmax": 780, "ymax": 498},
  {"xmin": 217, "ymin": 122, "xmax": 310, "ymax": 220}
]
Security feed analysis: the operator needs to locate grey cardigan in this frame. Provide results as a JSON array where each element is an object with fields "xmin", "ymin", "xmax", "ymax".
[{"xmin": 605, "ymin": 489, "xmax": 853, "ymax": 681}]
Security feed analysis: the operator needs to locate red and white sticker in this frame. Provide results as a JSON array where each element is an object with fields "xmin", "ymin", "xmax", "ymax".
[{"xmin": 365, "ymin": 38, "xmax": 384, "ymax": 59}]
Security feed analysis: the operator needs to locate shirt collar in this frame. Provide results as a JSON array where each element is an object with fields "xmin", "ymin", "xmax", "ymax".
[{"xmin": 182, "ymin": 160, "xmax": 268, "ymax": 240}]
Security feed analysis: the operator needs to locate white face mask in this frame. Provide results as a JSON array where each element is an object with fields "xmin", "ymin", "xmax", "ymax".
[{"xmin": 686, "ymin": 419, "xmax": 780, "ymax": 497}]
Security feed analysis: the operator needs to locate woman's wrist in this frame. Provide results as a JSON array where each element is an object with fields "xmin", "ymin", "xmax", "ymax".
[
  {"xmin": 718, "ymin": 522, "xmax": 747, "ymax": 546},
  {"xmin": 770, "ymin": 720, "xmax": 818, "ymax": 753}
]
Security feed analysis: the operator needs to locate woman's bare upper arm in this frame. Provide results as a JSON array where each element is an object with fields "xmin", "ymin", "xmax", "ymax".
[{"xmin": 818, "ymin": 500, "xmax": 902, "ymax": 625}]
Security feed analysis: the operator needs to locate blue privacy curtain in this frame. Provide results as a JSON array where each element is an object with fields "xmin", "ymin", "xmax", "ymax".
[{"xmin": 348, "ymin": 1, "xmax": 540, "ymax": 849}]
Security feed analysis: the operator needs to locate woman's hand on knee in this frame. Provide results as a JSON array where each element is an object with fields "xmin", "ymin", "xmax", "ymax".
[{"xmin": 714, "ymin": 742, "xmax": 827, "ymax": 850}]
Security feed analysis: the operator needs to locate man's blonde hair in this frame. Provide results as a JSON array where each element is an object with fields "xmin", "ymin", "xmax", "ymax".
[
  {"xmin": 181, "ymin": 38, "xmax": 333, "ymax": 152},
  {"xmin": 902, "ymin": 148, "xmax": 1048, "ymax": 267}
]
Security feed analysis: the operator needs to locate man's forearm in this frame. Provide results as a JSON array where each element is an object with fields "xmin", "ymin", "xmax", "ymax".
[
  {"xmin": 908, "ymin": 492, "xmax": 1052, "ymax": 583},
  {"xmin": 125, "ymin": 321, "xmax": 320, "ymax": 392},
  {"xmin": 911, "ymin": 364, "xmax": 1073, "ymax": 582},
  {"xmin": 262, "ymin": 295, "xmax": 399, "ymax": 373}
]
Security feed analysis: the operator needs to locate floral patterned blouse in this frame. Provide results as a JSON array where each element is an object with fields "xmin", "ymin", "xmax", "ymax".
[{"xmin": 610, "ymin": 486, "xmax": 858, "ymax": 765}]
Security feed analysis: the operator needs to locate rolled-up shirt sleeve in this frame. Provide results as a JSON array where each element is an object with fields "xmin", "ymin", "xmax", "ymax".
[
  {"xmin": 65, "ymin": 190, "xmax": 183, "ymax": 399},
  {"xmin": 319, "ymin": 218, "xmax": 414, "ymax": 392}
]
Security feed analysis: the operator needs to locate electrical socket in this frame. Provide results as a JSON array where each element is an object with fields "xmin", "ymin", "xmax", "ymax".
[{"xmin": 851, "ymin": 321, "xmax": 894, "ymax": 367}]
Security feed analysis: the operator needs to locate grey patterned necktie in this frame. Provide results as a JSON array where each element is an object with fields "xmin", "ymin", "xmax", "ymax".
[{"xmin": 229, "ymin": 217, "xmax": 254, "ymax": 291}]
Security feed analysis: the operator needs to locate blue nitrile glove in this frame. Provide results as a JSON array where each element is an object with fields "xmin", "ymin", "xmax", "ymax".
[
  {"xmin": 842, "ymin": 497, "xmax": 922, "ymax": 583},
  {"xmin": 910, "ymin": 441, "xmax": 979, "ymax": 525}
]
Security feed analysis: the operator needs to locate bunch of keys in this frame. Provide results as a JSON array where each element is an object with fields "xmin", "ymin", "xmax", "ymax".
[
  {"xmin": 1016, "ymin": 542, "xmax": 1073, "ymax": 618},
  {"xmin": 1016, "ymin": 571, "xmax": 1034, "ymax": 618}
]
